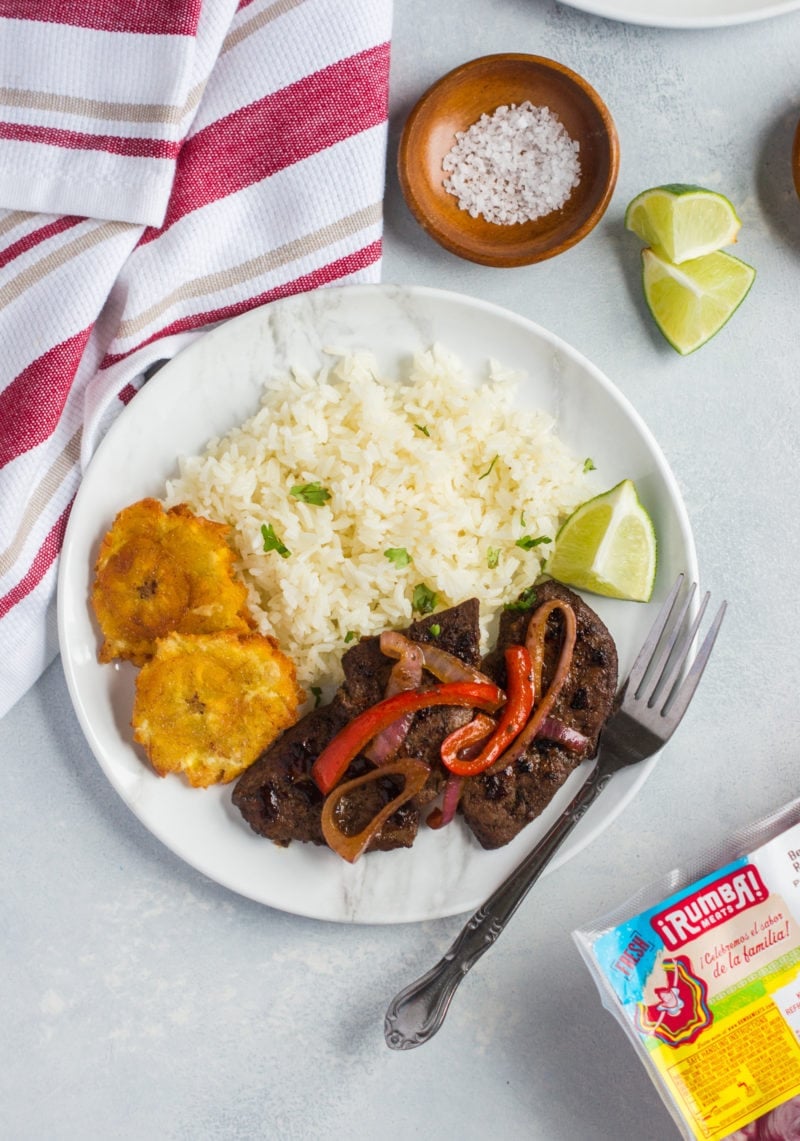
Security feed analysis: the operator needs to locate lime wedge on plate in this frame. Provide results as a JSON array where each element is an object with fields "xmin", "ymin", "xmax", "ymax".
[
  {"xmin": 625, "ymin": 184, "xmax": 741, "ymax": 264},
  {"xmin": 547, "ymin": 479, "xmax": 657, "ymax": 602},
  {"xmin": 642, "ymin": 247, "xmax": 756, "ymax": 356}
]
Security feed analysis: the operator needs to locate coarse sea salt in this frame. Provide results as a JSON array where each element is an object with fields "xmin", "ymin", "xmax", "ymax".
[{"xmin": 442, "ymin": 101, "xmax": 581, "ymax": 225}]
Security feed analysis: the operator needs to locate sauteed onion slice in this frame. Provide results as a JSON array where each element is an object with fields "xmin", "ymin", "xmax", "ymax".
[{"xmin": 321, "ymin": 759, "xmax": 431, "ymax": 863}]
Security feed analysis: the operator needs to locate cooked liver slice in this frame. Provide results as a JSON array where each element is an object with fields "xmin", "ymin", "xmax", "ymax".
[
  {"xmin": 459, "ymin": 580, "xmax": 618, "ymax": 850},
  {"xmin": 232, "ymin": 599, "xmax": 482, "ymax": 850},
  {"xmin": 234, "ymin": 583, "xmax": 619, "ymax": 855}
]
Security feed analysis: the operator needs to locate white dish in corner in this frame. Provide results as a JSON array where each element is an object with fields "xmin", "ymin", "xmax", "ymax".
[
  {"xmin": 57, "ymin": 284, "xmax": 697, "ymax": 924},
  {"xmin": 556, "ymin": 0, "xmax": 800, "ymax": 27}
]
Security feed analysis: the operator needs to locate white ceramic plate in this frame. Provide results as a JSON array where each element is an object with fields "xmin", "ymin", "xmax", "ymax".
[
  {"xmin": 58, "ymin": 284, "xmax": 697, "ymax": 925},
  {"xmin": 557, "ymin": 0, "xmax": 800, "ymax": 26}
]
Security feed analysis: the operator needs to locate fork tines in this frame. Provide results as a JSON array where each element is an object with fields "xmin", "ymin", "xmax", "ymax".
[{"xmin": 629, "ymin": 573, "xmax": 727, "ymax": 725}]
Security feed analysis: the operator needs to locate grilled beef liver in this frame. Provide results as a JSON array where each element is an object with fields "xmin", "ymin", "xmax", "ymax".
[
  {"xmin": 459, "ymin": 580, "xmax": 618, "ymax": 850},
  {"xmin": 232, "ymin": 600, "xmax": 482, "ymax": 850},
  {"xmin": 232, "ymin": 703, "xmax": 344, "ymax": 846},
  {"xmin": 234, "ymin": 582, "xmax": 618, "ymax": 855},
  {"xmin": 336, "ymin": 598, "xmax": 481, "ymax": 719}
]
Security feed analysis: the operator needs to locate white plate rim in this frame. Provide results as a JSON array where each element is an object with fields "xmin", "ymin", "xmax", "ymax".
[
  {"xmin": 556, "ymin": 0, "xmax": 800, "ymax": 27},
  {"xmin": 57, "ymin": 283, "xmax": 698, "ymax": 924}
]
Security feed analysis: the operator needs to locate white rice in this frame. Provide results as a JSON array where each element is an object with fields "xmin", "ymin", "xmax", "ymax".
[
  {"xmin": 163, "ymin": 346, "xmax": 594, "ymax": 694},
  {"xmin": 442, "ymin": 101, "xmax": 581, "ymax": 225}
]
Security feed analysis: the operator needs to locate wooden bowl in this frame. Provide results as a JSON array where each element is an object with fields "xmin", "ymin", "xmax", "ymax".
[{"xmin": 398, "ymin": 54, "xmax": 620, "ymax": 267}]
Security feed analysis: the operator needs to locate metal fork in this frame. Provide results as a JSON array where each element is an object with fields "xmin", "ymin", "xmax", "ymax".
[{"xmin": 384, "ymin": 573, "xmax": 726, "ymax": 1051}]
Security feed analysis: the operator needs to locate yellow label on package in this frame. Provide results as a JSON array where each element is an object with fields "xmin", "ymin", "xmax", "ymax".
[{"xmin": 589, "ymin": 821, "xmax": 800, "ymax": 1139}]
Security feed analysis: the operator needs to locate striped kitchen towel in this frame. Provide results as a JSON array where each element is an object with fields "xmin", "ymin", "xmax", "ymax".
[{"xmin": 0, "ymin": 0, "xmax": 393, "ymax": 719}]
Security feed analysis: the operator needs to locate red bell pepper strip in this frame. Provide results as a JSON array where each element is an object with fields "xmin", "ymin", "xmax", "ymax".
[
  {"xmin": 321, "ymin": 758, "xmax": 431, "ymax": 863},
  {"xmin": 441, "ymin": 645, "xmax": 534, "ymax": 778},
  {"xmin": 439, "ymin": 712, "xmax": 496, "ymax": 770},
  {"xmin": 498, "ymin": 601, "xmax": 577, "ymax": 769},
  {"xmin": 428, "ymin": 713, "xmax": 496, "ymax": 829},
  {"xmin": 311, "ymin": 681, "xmax": 505, "ymax": 795}
]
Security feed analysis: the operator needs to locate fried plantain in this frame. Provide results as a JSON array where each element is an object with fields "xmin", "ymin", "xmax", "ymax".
[
  {"xmin": 91, "ymin": 498, "xmax": 253, "ymax": 665},
  {"xmin": 132, "ymin": 630, "xmax": 304, "ymax": 787}
]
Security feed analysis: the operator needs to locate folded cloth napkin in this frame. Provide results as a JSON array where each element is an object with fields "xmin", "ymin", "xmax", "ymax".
[{"xmin": 0, "ymin": 0, "xmax": 393, "ymax": 719}]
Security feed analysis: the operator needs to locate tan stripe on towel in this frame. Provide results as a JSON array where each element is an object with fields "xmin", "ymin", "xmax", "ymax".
[
  {"xmin": 0, "ymin": 1, "xmax": 310, "ymax": 146},
  {"xmin": 115, "ymin": 201, "xmax": 383, "ymax": 339},
  {"xmin": 0, "ymin": 427, "xmax": 82, "ymax": 575},
  {"xmin": 221, "ymin": 0, "xmax": 310, "ymax": 56},
  {"xmin": 0, "ymin": 220, "xmax": 132, "ymax": 311},
  {"xmin": 0, "ymin": 87, "xmax": 184, "ymax": 126},
  {"xmin": 0, "ymin": 210, "xmax": 36, "ymax": 241}
]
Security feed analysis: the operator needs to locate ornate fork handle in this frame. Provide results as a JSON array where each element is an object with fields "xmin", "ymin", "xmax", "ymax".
[{"xmin": 384, "ymin": 759, "xmax": 613, "ymax": 1050}]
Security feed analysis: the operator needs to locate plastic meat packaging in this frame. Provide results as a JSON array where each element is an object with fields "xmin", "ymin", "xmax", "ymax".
[{"xmin": 574, "ymin": 798, "xmax": 800, "ymax": 1140}]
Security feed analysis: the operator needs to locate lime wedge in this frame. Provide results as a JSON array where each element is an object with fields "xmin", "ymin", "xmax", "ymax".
[
  {"xmin": 625, "ymin": 184, "xmax": 741, "ymax": 264},
  {"xmin": 547, "ymin": 479, "xmax": 657, "ymax": 602},
  {"xmin": 642, "ymin": 247, "xmax": 755, "ymax": 356}
]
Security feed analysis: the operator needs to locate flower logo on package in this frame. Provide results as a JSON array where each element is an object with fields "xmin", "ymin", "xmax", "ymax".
[
  {"xmin": 578, "ymin": 809, "xmax": 800, "ymax": 1141},
  {"xmin": 636, "ymin": 956, "xmax": 712, "ymax": 1046}
]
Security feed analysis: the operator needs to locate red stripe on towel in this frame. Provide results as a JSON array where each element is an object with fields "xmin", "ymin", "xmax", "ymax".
[
  {"xmin": 0, "ymin": 327, "xmax": 92, "ymax": 467},
  {"xmin": 0, "ymin": 121, "xmax": 182, "ymax": 161},
  {"xmin": 0, "ymin": 499, "xmax": 72, "ymax": 620},
  {"xmin": 0, "ymin": 0, "xmax": 202, "ymax": 35},
  {"xmin": 140, "ymin": 43, "xmax": 391, "ymax": 241},
  {"xmin": 0, "ymin": 217, "xmax": 83, "ymax": 271}
]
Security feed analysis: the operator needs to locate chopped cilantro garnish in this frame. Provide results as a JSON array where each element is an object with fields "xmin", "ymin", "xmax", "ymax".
[
  {"xmin": 412, "ymin": 583, "xmax": 438, "ymax": 615},
  {"xmin": 520, "ymin": 510, "xmax": 527, "ymax": 527},
  {"xmin": 344, "ymin": 630, "xmax": 356, "ymax": 643},
  {"xmin": 504, "ymin": 586, "xmax": 538, "ymax": 612},
  {"xmin": 583, "ymin": 457, "xmax": 596, "ymax": 473},
  {"xmin": 487, "ymin": 547, "xmax": 500, "ymax": 569},
  {"xmin": 384, "ymin": 547, "xmax": 411, "ymax": 568},
  {"xmin": 414, "ymin": 423, "xmax": 431, "ymax": 437},
  {"xmin": 478, "ymin": 455, "xmax": 499, "ymax": 480},
  {"xmin": 261, "ymin": 523, "xmax": 291, "ymax": 558},
  {"xmin": 310, "ymin": 686, "xmax": 322, "ymax": 707},
  {"xmin": 290, "ymin": 481, "xmax": 331, "ymax": 505},
  {"xmin": 429, "ymin": 624, "xmax": 441, "ymax": 637},
  {"xmin": 515, "ymin": 535, "xmax": 552, "ymax": 551}
]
